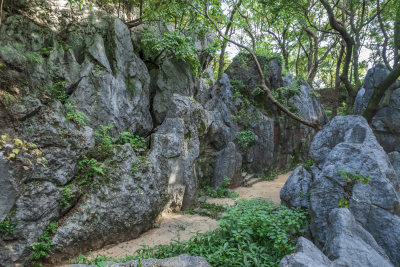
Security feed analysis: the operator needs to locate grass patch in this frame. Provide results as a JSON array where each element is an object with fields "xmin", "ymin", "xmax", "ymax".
[{"xmin": 73, "ymin": 199, "xmax": 308, "ymax": 266}]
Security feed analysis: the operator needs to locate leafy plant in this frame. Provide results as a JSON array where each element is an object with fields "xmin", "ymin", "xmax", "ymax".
[
  {"xmin": 73, "ymin": 199, "xmax": 308, "ymax": 267},
  {"xmin": 337, "ymin": 169, "xmax": 371, "ymax": 208},
  {"xmin": 235, "ymin": 130, "xmax": 256, "ymax": 149},
  {"xmin": 50, "ymin": 81, "xmax": 68, "ymax": 102},
  {"xmin": 60, "ymin": 185, "xmax": 75, "ymax": 208},
  {"xmin": 30, "ymin": 222, "xmax": 58, "ymax": 266},
  {"xmin": 65, "ymin": 103, "xmax": 89, "ymax": 126},
  {"xmin": 0, "ymin": 210, "xmax": 17, "ymax": 235},
  {"xmin": 93, "ymin": 124, "xmax": 114, "ymax": 158},
  {"xmin": 338, "ymin": 169, "xmax": 370, "ymax": 184},
  {"xmin": 198, "ymin": 176, "xmax": 238, "ymax": 198},
  {"xmin": 116, "ymin": 132, "xmax": 147, "ymax": 152},
  {"xmin": 197, "ymin": 202, "xmax": 226, "ymax": 219},
  {"xmin": 77, "ymin": 155, "xmax": 105, "ymax": 185},
  {"xmin": 142, "ymin": 29, "xmax": 200, "ymax": 76}
]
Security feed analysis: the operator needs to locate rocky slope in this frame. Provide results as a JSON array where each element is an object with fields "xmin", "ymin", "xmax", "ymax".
[{"xmin": 0, "ymin": 2, "xmax": 326, "ymax": 266}]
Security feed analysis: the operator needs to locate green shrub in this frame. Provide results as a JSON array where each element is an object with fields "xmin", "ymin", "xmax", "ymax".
[
  {"xmin": 65, "ymin": 103, "xmax": 89, "ymax": 126},
  {"xmin": 30, "ymin": 222, "xmax": 58, "ymax": 266},
  {"xmin": 93, "ymin": 124, "xmax": 114, "ymax": 158},
  {"xmin": 142, "ymin": 29, "xmax": 200, "ymax": 76},
  {"xmin": 116, "ymin": 132, "xmax": 147, "ymax": 152},
  {"xmin": 0, "ymin": 210, "xmax": 17, "ymax": 235},
  {"xmin": 60, "ymin": 185, "xmax": 75, "ymax": 208},
  {"xmin": 198, "ymin": 176, "xmax": 238, "ymax": 198},
  {"xmin": 50, "ymin": 81, "xmax": 68, "ymax": 102},
  {"xmin": 235, "ymin": 130, "xmax": 256, "ymax": 149},
  {"xmin": 74, "ymin": 199, "xmax": 308, "ymax": 266},
  {"xmin": 77, "ymin": 155, "xmax": 104, "ymax": 185}
]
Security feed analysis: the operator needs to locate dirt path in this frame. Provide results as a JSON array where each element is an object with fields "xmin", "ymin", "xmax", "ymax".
[{"xmin": 55, "ymin": 172, "xmax": 291, "ymax": 266}]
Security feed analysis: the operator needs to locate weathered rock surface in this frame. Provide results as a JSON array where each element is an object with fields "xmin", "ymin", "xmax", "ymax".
[
  {"xmin": 72, "ymin": 254, "xmax": 212, "ymax": 267},
  {"xmin": 281, "ymin": 115, "xmax": 400, "ymax": 266},
  {"xmin": 280, "ymin": 166, "xmax": 312, "ymax": 209},
  {"xmin": 280, "ymin": 209, "xmax": 394, "ymax": 267},
  {"xmin": 0, "ymin": 2, "xmax": 328, "ymax": 266},
  {"xmin": 279, "ymin": 237, "xmax": 332, "ymax": 267},
  {"xmin": 354, "ymin": 64, "xmax": 400, "ymax": 153}
]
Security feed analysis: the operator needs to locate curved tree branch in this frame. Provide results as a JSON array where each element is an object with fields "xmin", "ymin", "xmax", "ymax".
[{"xmin": 191, "ymin": 2, "xmax": 321, "ymax": 130}]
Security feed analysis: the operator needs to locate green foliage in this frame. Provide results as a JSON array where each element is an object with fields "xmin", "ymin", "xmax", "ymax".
[
  {"xmin": 235, "ymin": 130, "xmax": 256, "ymax": 149},
  {"xmin": 197, "ymin": 202, "xmax": 226, "ymax": 219},
  {"xmin": 116, "ymin": 131, "xmax": 147, "ymax": 152},
  {"xmin": 30, "ymin": 222, "xmax": 58, "ymax": 265},
  {"xmin": 74, "ymin": 199, "xmax": 308, "ymax": 267},
  {"xmin": 338, "ymin": 169, "xmax": 371, "ymax": 184},
  {"xmin": 50, "ymin": 81, "xmax": 68, "ymax": 102},
  {"xmin": 0, "ymin": 210, "xmax": 17, "ymax": 235},
  {"xmin": 142, "ymin": 29, "xmax": 200, "ymax": 76},
  {"xmin": 60, "ymin": 185, "xmax": 75, "ymax": 208},
  {"xmin": 67, "ymin": 0, "xmax": 92, "ymax": 10},
  {"xmin": 337, "ymin": 169, "xmax": 371, "ymax": 208},
  {"xmin": 77, "ymin": 155, "xmax": 105, "ymax": 185},
  {"xmin": 337, "ymin": 198, "xmax": 349, "ymax": 208},
  {"xmin": 65, "ymin": 103, "xmax": 89, "ymax": 126},
  {"xmin": 198, "ymin": 176, "xmax": 238, "ymax": 198},
  {"xmin": 93, "ymin": 124, "xmax": 114, "ymax": 158}
]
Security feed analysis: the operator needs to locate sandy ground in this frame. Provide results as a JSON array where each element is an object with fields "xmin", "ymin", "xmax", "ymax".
[{"xmin": 54, "ymin": 172, "xmax": 291, "ymax": 266}]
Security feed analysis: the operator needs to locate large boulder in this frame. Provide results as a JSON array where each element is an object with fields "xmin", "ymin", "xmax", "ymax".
[
  {"xmin": 354, "ymin": 64, "xmax": 400, "ymax": 153},
  {"xmin": 279, "ymin": 237, "xmax": 332, "ymax": 267},
  {"xmin": 309, "ymin": 116, "xmax": 400, "ymax": 265},
  {"xmin": 50, "ymin": 145, "xmax": 167, "ymax": 261},
  {"xmin": 280, "ymin": 166, "xmax": 312, "ymax": 209},
  {"xmin": 280, "ymin": 209, "xmax": 394, "ymax": 267}
]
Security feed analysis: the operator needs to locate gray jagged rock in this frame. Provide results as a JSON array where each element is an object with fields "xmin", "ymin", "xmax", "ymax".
[
  {"xmin": 280, "ymin": 209, "xmax": 395, "ymax": 267},
  {"xmin": 213, "ymin": 142, "xmax": 242, "ymax": 188},
  {"xmin": 323, "ymin": 208, "xmax": 393, "ymax": 267},
  {"xmin": 0, "ymin": 155, "xmax": 17, "ymax": 222},
  {"xmin": 354, "ymin": 64, "xmax": 390, "ymax": 115},
  {"xmin": 280, "ymin": 166, "xmax": 312, "ymax": 209},
  {"xmin": 353, "ymin": 64, "xmax": 400, "ymax": 153},
  {"xmin": 309, "ymin": 115, "xmax": 400, "ymax": 265},
  {"xmin": 51, "ymin": 144, "xmax": 167, "ymax": 261},
  {"xmin": 372, "ymin": 87, "xmax": 400, "ymax": 153},
  {"xmin": 150, "ymin": 94, "xmax": 212, "ymax": 209},
  {"xmin": 279, "ymin": 237, "xmax": 332, "ymax": 267},
  {"xmin": 389, "ymin": 151, "xmax": 400, "ymax": 178},
  {"xmin": 71, "ymin": 254, "xmax": 212, "ymax": 267}
]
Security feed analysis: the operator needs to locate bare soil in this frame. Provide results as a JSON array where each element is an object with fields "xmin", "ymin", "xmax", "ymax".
[{"xmin": 54, "ymin": 172, "xmax": 291, "ymax": 266}]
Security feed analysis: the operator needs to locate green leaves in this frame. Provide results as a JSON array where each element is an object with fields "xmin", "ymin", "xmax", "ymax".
[
  {"xmin": 142, "ymin": 29, "xmax": 201, "ymax": 76},
  {"xmin": 235, "ymin": 130, "xmax": 256, "ymax": 149},
  {"xmin": 73, "ymin": 199, "xmax": 308, "ymax": 266}
]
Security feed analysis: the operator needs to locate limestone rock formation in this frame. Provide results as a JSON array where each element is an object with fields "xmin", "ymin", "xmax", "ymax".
[
  {"xmin": 354, "ymin": 64, "xmax": 400, "ymax": 153},
  {"xmin": 280, "ymin": 116, "xmax": 400, "ymax": 266},
  {"xmin": 0, "ymin": 2, "xmax": 327, "ymax": 265}
]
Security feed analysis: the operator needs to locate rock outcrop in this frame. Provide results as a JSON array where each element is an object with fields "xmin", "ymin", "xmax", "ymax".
[
  {"xmin": 0, "ymin": 2, "xmax": 327, "ymax": 265},
  {"xmin": 280, "ymin": 115, "xmax": 400, "ymax": 266},
  {"xmin": 354, "ymin": 64, "xmax": 400, "ymax": 153}
]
